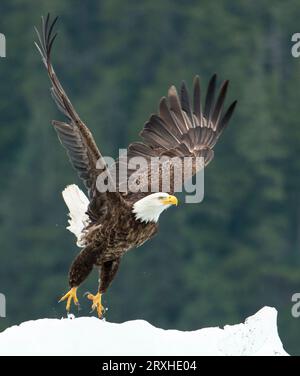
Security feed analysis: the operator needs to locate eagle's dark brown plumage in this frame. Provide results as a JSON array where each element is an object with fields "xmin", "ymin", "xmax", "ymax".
[{"xmin": 35, "ymin": 14, "xmax": 237, "ymax": 317}]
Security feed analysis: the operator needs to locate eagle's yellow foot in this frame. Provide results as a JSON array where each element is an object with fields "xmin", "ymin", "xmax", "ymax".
[
  {"xmin": 59, "ymin": 287, "xmax": 79, "ymax": 312},
  {"xmin": 87, "ymin": 292, "xmax": 105, "ymax": 318}
]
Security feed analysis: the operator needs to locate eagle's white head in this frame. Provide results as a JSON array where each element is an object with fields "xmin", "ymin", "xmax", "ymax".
[{"xmin": 132, "ymin": 192, "xmax": 178, "ymax": 223}]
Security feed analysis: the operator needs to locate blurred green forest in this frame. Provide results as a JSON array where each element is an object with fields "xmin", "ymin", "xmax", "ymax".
[{"xmin": 0, "ymin": 0, "xmax": 300, "ymax": 354}]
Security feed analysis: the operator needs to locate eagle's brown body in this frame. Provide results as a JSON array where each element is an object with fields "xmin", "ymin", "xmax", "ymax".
[
  {"xmin": 84, "ymin": 208, "xmax": 157, "ymax": 263},
  {"xmin": 69, "ymin": 195, "xmax": 157, "ymax": 293},
  {"xmin": 35, "ymin": 15, "xmax": 236, "ymax": 316},
  {"xmin": 69, "ymin": 218, "xmax": 157, "ymax": 293}
]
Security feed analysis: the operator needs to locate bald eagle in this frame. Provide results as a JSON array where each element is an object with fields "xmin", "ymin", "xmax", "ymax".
[{"xmin": 35, "ymin": 15, "xmax": 237, "ymax": 318}]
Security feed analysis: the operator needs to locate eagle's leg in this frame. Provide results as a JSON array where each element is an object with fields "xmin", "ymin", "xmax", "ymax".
[
  {"xmin": 87, "ymin": 258, "xmax": 120, "ymax": 318},
  {"xmin": 59, "ymin": 246, "xmax": 95, "ymax": 313}
]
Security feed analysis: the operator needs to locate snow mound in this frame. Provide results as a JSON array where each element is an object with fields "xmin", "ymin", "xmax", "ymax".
[{"xmin": 0, "ymin": 306, "xmax": 288, "ymax": 356}]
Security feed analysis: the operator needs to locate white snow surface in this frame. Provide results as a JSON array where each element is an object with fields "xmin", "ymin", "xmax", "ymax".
[{"xmin": 0, "ymin": 306, "xmax": 288, "ymax": 356}]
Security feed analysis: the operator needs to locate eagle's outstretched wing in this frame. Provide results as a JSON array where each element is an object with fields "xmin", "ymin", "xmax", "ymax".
[
  {"xmin": 35, "ymin": 14, "xmax": 114, "ymax": 201},
  {"xmin": 117, "ymin": 75, "xmax": 237, "ymax": 200},
  {"xmin": 36, "ymin": 15, "xmax": 236, "ymax": 207}
]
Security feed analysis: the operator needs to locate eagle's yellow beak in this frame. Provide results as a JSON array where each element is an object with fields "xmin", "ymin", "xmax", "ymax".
[{"xmin": 161, "ymin": 195, "xmax": 178, "ymax": 206}]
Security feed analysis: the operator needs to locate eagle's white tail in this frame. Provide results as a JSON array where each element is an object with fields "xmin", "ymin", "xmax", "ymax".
[{"xmin": 62, "ymin": 184, "xmax": 90, "ymax": 247}]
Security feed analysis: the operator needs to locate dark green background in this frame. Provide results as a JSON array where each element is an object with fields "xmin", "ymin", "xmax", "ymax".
[{"xmin": 0, "ymin": 0, "xmax": 300, "ymax": 355}]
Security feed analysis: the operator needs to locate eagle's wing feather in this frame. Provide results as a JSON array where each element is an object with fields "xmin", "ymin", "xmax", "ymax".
[
  {"xmin": 140, "ymin": 74, "xmax": 237, "ymax": 158},
  {"xmin": 118, "ymin": 75, "xmax": 237, "ymax": 200},
  {"xmin": 35, "ymin": 14, "xmax": 114, "ymax": 200}
]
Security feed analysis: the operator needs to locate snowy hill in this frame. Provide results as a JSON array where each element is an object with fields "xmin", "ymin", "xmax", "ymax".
[{"xmin": 0, "ymin": 306, "xmax": 288, "ymax": 356}]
